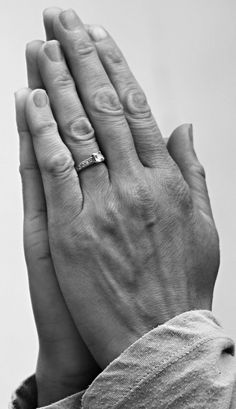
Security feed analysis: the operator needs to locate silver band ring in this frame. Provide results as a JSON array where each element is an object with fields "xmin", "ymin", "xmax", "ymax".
[{"xmin": 75, "ymin": 151, "xmax": 105, "ymax": 173}]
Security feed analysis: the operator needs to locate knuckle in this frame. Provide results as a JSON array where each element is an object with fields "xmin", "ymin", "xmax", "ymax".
[
  {"xmin": 42, "ymin": 151, "xmax": 74, "ymax": 176},
  {"xmin": 105, "ymin": 46, "xmax": 124, "ymax": 66},
  {"xmin": 124, "ymin": 177, "xmax": 156, "ymax": 215},
  {"xmin": 124, "ymin": 88, "xmax": 151, "ymax": 118},
  {"xmin": 71, "ymin": 35, "xmax": 95, "ymax": 57},
  {"xmin": 34, "ymin": 121, "xmax": 58, "ymax": 137},
  {"xmin": 53, "ymin": 69, "xmax": 73, "ymax": 89},
  {"xmin": 91, "ymin": 86, "xmax": 123, "ymax": 115},
  {"xmin": 63, "ymin": 117, "xmax": 95, "ymax": 142}
]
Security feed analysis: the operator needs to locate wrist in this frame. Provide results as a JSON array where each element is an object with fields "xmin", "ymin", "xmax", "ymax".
[
  {"xmin": 36, "ymin": 374, "xmax": 84, "ymax": 407},
  {"xmin": 36, "ymin": 353, "xmax": 98, "ymax": 407}
]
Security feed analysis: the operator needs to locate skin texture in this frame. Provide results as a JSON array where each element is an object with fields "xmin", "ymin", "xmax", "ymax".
[
  {"xmin": 16, "ymin": 93, "xmax": 200, "ymax": 407},
  {"xmin": 15, "ymin": 7, "xmax": 219, "ymax": 405}
]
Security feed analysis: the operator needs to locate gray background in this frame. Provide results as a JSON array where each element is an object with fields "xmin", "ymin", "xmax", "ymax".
[{"xmin": 1, "ymin": 0, "xmax": 235, "ymax": 406}]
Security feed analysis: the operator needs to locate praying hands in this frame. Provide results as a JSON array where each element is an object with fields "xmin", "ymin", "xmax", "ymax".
[{"xmin": 13, "ymin": 8, "xmax": 230, "ymax": 409}]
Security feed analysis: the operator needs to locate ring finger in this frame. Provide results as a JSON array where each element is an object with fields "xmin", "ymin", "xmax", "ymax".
[{"xmin": 33, "ymin": 39, "xmax": 109, "ymax": 192}]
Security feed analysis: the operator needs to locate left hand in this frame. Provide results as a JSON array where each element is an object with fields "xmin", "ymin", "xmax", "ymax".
[{"xmin": 23, "ymin": 8, "xmax": 219, "ymax": 370}]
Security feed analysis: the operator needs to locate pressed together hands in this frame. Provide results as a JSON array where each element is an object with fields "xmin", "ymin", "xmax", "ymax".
[{"xmin": 15, "ymin": 7, "xmax": 219, "ymax": 406}]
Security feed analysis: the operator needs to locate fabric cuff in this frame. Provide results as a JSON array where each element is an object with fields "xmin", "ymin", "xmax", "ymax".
[
  {"xmin": 81, "ymin": 310, "xmax": 234, "ymax": 408},
  {"xmin": 11, "ymin": 311, "xmax": 234, "ymax": 409}
]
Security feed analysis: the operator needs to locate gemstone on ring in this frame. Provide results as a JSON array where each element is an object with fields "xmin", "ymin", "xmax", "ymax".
[{"xmin": 92, "ymin": 151, "xmax": 104, "ymax": 163}]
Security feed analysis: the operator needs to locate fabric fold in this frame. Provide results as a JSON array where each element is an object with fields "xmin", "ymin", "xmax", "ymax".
[{"xmin": 10, "ymin": 310, "xmax": 236, "ymax": 409}]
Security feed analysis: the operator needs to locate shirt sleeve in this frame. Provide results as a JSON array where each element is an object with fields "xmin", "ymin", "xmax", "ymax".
[{"xmin": 10, "ymin": 310, "xmax": 236, "ymax": 409}]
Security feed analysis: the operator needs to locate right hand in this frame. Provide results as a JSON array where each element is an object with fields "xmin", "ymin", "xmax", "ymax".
[{"xmin": 23, "ymin": 8, "xmax": 219, "ymax": 369}]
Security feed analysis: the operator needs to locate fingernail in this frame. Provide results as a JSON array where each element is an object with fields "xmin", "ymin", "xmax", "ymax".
[
  {"xmin": 44, "ymin": 41, "xmax": 63, "ymax": 62},
  {"xmin": 59, "ymin": 9, "xmax": 80, "ymax": 31},
  {"xmin": 33, "ymin": 90, "xmax": 48, "ymax": 108},
  {"xmin": 88, "ymin": 25, "xmax": 107, "ymax": 42}
]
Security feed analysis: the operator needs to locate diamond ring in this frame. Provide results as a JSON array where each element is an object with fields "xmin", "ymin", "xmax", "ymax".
[{"xmin": 75, "ymin": 151, "xmax": 105, "ymax": 173}]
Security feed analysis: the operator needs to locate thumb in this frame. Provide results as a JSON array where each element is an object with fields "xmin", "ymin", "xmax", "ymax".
[{"xmin": 167, "ymin": 124, "xmax": 213, "ymax": 220}]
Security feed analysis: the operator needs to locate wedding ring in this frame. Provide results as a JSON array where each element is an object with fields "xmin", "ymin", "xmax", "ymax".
[{"xmin": 75, "ymin": 151, "xmax": 105, "ymax": 173}]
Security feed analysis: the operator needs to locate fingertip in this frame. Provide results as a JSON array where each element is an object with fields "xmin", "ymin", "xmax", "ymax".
[
  {"xmin": 43, "ymin": 6, "xmax": 62, "ymax": 18},
  {"xmin": 29, "ymin": 88, "xmax": 48, "ymax": 109},
  {"xmin": 167, "ymin": 123, "xmax": 193, "ymax": 153},
  {"xmin": 26, "ymin": 41, "xmax": 44, "ymax": 74},
  {"xmin": 169, "ymin": 123, "xmax": 192, "ymax": 140},
  {"xmin": 15, "ymin": 87, "xmax": 31, "ymax": 101},
  {"xmin": 26, "ymin": 40, "xmax": 44, "ymax": 59},
  {"xmin": 43, "ymin": 7, "xmax": 62, "ymax": 40},
  {"xmin": 15, "ymin": 88, "xmax": 31, "ymax": 116},
  {"xmin": 41, "ymin": 38, "xmax": 61, "ymax": 56},
  {"xmin": 26, "ymin": 41, "xmax": 45, "ymax": 89},
  {"xmin": 87, "ymin": 25, "xmax": 108, "ymax": 42},
  {"xmin": 15, "ymin": 88, "xmax": 32, "ymax": 132},
  {"xmin": 24, "ymin": 89, "xmax": 45, "ymax": 126}
]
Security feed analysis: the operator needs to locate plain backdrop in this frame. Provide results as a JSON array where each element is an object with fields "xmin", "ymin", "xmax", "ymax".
[{"xmin": 1, "ymin": 0, "xmax": 235, "ymax": 406}]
